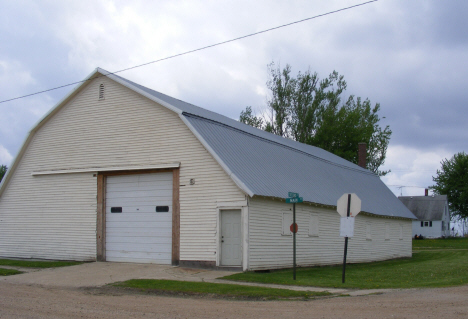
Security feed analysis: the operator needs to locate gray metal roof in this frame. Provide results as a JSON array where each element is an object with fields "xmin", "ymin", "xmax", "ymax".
[
  {"xmin": 399, "ymin": 195, "xmax": 448, "ymax": 221},
  {"xmin": 103, "ymin": 69, "xmax": 417, "ymax": 219}
]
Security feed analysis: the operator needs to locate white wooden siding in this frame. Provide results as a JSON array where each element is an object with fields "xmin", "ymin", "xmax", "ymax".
[
  {"xmin": 0, "ymin": 77, "xmax": 245, "ymax": 261},
  {"xmin": 0, "ymin": 172, "xmax": 96, "ymax": 260},
  {"xmin": 248, "ymin": 197, "xmax": 412, "ymax": 270}
]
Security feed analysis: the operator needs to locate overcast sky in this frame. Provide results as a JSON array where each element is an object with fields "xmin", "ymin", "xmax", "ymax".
[{"xmin": 1, "ymin": 0, "xmax": 467, "ymax": 198}]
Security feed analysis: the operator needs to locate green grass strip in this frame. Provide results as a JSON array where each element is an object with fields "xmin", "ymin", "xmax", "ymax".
[
  {"xmin": 0, "ymin": 268, "xmax": 23, "ymax": 276},
  {"xmin": 412, "ymin": 237, "xmax": 468, "ymax": 250},
  {"xmin": 114, "ymin": 279, "xmax": 331, "ymax": 300},
  {"xmin": 224, "ymin": 250, "xmax": 468, "ymax": 289},
  {"xmin": 0, "ymin": 259, "xmax": 82, "ymax": 268}
]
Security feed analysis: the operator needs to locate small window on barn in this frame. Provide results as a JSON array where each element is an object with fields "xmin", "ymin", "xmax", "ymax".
[
  {"xmin": 385, "ymin": 223, "xmax": 390, "ymax": 241},
  {"xmin": 424, "ymin": 221, "xmax": 429, "ymax": 227},
  {"xmin": 282, "ymin": 212, "xmax": 292, "ymax": 236},
  {"xmin": 366, "ymin": 223, "xmax": 372, "ymax": 240},
  {"xmin": 308, "ymin": 214, "xmax": 319, "ymax": 237},
  {"xmin": 99, "ymin": 83, "xmax": 105, "ymax": 100}
]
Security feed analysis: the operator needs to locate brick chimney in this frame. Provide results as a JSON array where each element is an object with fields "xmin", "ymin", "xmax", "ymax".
[
  {"xmin": 358, "ymin": 143, "xmax": 366, "ymax": 168},
  {"xmin": 425, "ymin": 189, "xmax": 428, "ymax": 196}
]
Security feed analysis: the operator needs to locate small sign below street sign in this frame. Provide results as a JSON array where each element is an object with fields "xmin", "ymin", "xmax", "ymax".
[
  {"xmin": 290, "ymin": 223, "xmax": 298, "ymax": 233},
  {"xmin": 337, "ymin": 193, "xmax": 361, "ymax": 217},
  {"xmin": 286, "ymin": 197, "xmax": 303, "ymax": 204},
  {"xmin": 340, "ymin": 217, "xmax": 355, "ymax": 237},
  {"xmin": 288, "ymin": 192, "xmax": 299, "ymax": 198}
]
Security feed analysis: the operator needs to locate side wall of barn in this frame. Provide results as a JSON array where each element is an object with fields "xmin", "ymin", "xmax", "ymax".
[{"xmin": 248, "ymin": 197, "xmax": 412, "ymax": 270}]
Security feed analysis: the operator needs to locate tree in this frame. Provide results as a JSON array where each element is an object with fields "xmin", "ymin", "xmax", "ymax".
[
  {"xmin": 430, "ymin": 152, "xmax": 468, "ymax": 220},
  {"xmin": 239, "ymin": 62, "xmax": 391, "ymax": 175},
  {"xmin": 0, "ymin": 165, "xmax": 7, "ymax": 182},
  {"xmin": 239, "ymin": 106, "xmax": 264, "ymax": 129}
]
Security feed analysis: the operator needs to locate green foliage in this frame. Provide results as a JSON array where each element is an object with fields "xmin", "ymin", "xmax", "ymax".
[
  {"xmin": 224, "ymin": 247, "xmax": 468, "ymax": 289},
  {"xmin": 0, "ymin": 259, "xmax": 82, "ymax": 268},
  {"xmin": 240, "ymin": 62, "xmax": 391, "ymax": 175},
  {"xmin": 0, "ymin": 165, "xmax": 7, "ymax": 182},
  {"xmin": 239, "ymin": 106, "xmax": 264, "ymax": 129},
  {"xmin": 430, "ymin": 152, "xmax": 468, "ymax": 220},
  {"xmin": 114, "ymin": 279, "xmax": 330, "ymax": 300},
  {"xmin": 0, "ymin": 268, "xmax": 22, "ymax": 276}
]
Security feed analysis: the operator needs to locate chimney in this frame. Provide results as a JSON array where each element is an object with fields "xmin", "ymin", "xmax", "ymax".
[
  {"xmin": 425, "ymin": 189, "xmax": 428, "ymax": 196},
  {"xmin": 358, "ymin": 143, "xmax": 366, "ymax": 168}
]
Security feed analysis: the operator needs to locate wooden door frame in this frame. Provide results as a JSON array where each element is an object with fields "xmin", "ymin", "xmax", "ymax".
[{"xmin": 96, "ymin": 168, "xmax": 180, "ymax": 265}]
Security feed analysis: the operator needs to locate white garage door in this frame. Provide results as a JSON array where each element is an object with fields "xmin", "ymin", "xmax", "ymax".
[{"xmin": 106, "ymin": 172, "xmax": 173, "ymax": 264}]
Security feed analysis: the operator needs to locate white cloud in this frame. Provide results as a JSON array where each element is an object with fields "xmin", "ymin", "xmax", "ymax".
[
  {"xmin": 0, "ymin": 145, "xmax": 13, "ymax": 165},
  {"xmin": 380, "ymin": 145, "xmax": 452, "ymax": 197}
]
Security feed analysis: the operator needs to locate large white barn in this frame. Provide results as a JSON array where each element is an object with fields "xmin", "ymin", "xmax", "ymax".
[{"xmin": 0, "ymin": 68, "xmax": 416, "ymax": 270}]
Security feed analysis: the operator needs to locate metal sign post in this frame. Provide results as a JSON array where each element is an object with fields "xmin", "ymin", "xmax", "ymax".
[
  {"xmin": 286, "ymin": 192, "xmax": 302, "ymax": 280},
  {"xmin": 293, "ymin": 202, "xmax": 296, "ymax": 280},
  {"xmin": 337, "ymin": 193, "xmax": 361, "ymax": 284},
  {"xmin": 342, "ymin": 194, "xmax": 351, "ymax": 283}
]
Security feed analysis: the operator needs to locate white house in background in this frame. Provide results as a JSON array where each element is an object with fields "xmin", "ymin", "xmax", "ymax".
[
  {"xmin": 0, "ymin": 68, "xmax": 416, "ymax": 271},
  {"xmin": 399, "ymin": 195, "xmax": 451, "ymax": 238}
]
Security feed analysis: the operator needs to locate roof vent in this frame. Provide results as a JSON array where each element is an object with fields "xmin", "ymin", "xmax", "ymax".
[{"xmin": 99, "ymin": 84, "xmax": 105, "ymax": 100}]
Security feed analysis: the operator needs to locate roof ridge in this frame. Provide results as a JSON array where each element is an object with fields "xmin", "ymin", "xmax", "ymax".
[{"xmin": 183, "ymin": 112, "xmax": 376, "ymax": 176}]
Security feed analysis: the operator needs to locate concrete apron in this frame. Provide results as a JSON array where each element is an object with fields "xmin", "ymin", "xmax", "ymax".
[{"xmin": 0, "ymin": 262, "xmax": 391, "ymax": 296}]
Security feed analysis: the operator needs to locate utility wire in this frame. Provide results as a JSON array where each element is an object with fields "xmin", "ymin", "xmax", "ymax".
[{"xmin": 0, "ymin": 0, "xmax": 378, "ymax": 105}]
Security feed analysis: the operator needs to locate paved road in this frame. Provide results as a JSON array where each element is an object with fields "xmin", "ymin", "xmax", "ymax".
[{"xmin": 1, "ymin": 262, "xmax": 467, "ymax": 318}]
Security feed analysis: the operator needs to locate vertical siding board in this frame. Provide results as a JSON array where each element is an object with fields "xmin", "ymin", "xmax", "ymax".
[
  {"xmin": 172, "ymin": 168, "xmax": 180, "ymax": 265},
  {"xmin": 248, "ymin": 197, "xmax": 412, "ymax": 270},
  {"xmin": 0, "ymin": 77, "xmax": 245, "ymax": 261}
]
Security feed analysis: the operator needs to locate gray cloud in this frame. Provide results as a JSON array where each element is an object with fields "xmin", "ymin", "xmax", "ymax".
[{"xmin": 0, "ymin": 0, "xmax": 466, "ymax": 196}]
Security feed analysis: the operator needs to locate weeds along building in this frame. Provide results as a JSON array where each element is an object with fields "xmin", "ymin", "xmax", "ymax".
[{"xmin": 0, "ymin": 68, "xmax": 416, "ymax": 270}]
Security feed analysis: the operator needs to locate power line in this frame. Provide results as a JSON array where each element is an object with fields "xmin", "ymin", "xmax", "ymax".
[{"xmin": 0, "ymin": 0, "xmax": 379, "ymax": 105}]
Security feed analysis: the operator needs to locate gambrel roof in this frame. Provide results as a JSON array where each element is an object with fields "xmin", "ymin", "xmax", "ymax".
[
  {"xmin": 399, "ymin": 195, "xmax": 448, "ymax": 221},
  {"xmin": 1, "ymin": 68, "xmax": 416, "ymax": 220}
]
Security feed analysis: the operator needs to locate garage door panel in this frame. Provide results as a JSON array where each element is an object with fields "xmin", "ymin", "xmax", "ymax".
[
  {"xmin": 106, "ymin": 189, "xmax": 173, "ymax": 200},
  {"xmin": 106, "ymin": 172, "xmax": 173, "ymax": 264},
  {"xmin": 106, "ymin": 235, "xmax": 172, "ymax": 243},
  {"xmin": 107, "ymin": 181, "xmax": 172, "ymax": 190},
  {"xmin": 107, "ymin": 220, "xmax": 172, "ymax": 230},
  {"xmin": 106, "ymin": 213, "xmax": 172, "ymax": 222},
  {"xmin": 104, "ymin": 254, "xmax": 171, "ymax": 264},
  {"xmin": 106, "ymin": 206, "xmax": 172, "ymax": 214},
  {"xmin": 107, "ymin": 242, "xmax": 172, "ymax": 252}
]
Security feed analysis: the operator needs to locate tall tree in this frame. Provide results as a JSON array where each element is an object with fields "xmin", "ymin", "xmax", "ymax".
[
  {"xmin": 430, "ymin": 152, "xmax": 468, "ymax": 220},
  {"xmin": 0, "ymin": 165, "xmax": 7, "ymax": 182},
  {"xmin": 239, "ymin": 62, "xmax": 391, "ymax": 175}
]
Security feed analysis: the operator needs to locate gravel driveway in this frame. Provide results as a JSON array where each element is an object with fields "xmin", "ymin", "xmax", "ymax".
[{"xmin": 1, "ymin": 262, "xmax": 467, "ymax": 318}]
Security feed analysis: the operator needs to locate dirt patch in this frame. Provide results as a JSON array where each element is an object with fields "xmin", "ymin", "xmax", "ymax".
[{"xmin": 1, "ymin": 282, "xmax": 468, "ymax": 318}]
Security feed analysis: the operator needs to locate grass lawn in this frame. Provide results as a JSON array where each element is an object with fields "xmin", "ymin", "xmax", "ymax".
[
  {"xmin": 413, "ymin": 237, "xmax": 468, "ymax": 250},
  {"xmin": 113, "ymin": 279, "xmax": 331, "ymax": 300},
  {"xmin": 0, "ymin": 259, "xmax": 82, "ymax": 268},
  {"xmin": 0, "ymin": 268, "xmax": 23, "ymax": 276},
  {"xmin": 223, "ymin": 238, "xmax": 468, "ymax": 289}
]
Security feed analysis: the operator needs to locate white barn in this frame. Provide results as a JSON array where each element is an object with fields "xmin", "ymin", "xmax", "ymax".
[{"xmin": 0, "ymin": 68, "xmax": 416, "ymax": 270}]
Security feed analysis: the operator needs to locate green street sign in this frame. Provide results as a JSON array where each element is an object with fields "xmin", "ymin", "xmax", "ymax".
[
  {"xmin": 288, "ymin": 192, "xmax": 299, "ymax": 198},
  {"xmin": 286, "ymin": 197, "xmax": 303, "ymax": 203}
]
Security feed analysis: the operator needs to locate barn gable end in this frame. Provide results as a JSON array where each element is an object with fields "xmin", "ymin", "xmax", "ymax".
[{"xmin": 0, "ymin": 74, "xmax": 245, "ymax": 262}]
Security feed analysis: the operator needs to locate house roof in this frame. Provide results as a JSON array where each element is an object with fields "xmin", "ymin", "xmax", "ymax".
[
  {"xmin": 1, "ymin": 68, "xmax": 416, "ymax": 220},
  {"xmin": 398, "ymin": 195, "xmax": 448, "ymax": 221}
]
